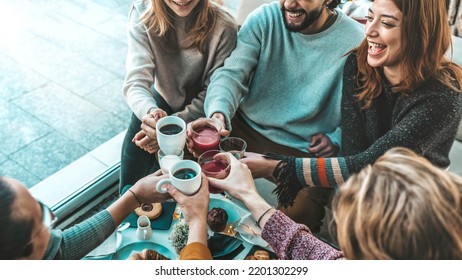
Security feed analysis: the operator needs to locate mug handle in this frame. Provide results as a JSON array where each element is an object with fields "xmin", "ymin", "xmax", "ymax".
[{"xmin": 156, "ymin": 178, "xmax": 171, "ymax": 193}]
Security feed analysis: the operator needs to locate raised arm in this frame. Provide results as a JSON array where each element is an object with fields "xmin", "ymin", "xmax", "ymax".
[
  {"xmin": 204, "ymin": 10, "xmax": 265, "ymax": 131},
  {"xmin": 58, "ymin": 171, "xmax": 171, "ymax": 259},
  {"xmin": 208, "ymin": 154, "xmax": 344, "ymax": 260},
  {"xmin": 123, "ymin": 4, "xmax": 159, "ymax": 121}
]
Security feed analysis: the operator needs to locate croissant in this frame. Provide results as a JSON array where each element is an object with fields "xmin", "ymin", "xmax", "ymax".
[{"xmin": 129, "ymin": 249, "xmax": 170, "ymax": 260}]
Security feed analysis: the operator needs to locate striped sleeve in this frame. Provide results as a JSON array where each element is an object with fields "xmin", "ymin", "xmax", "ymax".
[{"xmin": 295, "ymin": 157, "xmax": 350, "ymax": 189}]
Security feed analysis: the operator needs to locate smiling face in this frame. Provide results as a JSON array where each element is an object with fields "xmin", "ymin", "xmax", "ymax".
[
  {"xmin": 365, "ymin": 0, "xmax": 403, "ymax": 82},
  {"xmin": 163, "ymin": 0, "xmax": 200, "ymax": 17},
  {"xmin": 279, "ymin": 0, "xmax": 330, "ymax": 34}
]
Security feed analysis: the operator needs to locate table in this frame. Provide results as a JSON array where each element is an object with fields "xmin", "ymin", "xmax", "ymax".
[{"xmin": 83, "ymin": 179, "xmax": 277, "ymax": 260}]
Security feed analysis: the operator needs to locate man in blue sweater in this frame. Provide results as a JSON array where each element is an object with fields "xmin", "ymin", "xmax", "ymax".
[{"xmin": 190, "ymin": 0, "xmax": 364, "ymax": 232}]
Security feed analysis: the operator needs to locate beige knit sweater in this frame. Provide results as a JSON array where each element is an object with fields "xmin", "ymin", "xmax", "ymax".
[{"xmin": 123, "ymin": 0, "xmax": 238, "ymax": 123}]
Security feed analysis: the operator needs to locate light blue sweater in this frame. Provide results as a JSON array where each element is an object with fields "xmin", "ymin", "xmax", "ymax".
[{"xmin": 205, "ymin": 2, "xmax": 364, "ymax": 151}]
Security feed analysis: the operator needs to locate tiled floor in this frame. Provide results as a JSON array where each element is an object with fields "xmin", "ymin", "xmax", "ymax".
[
  {"xmin": 0, "ymin": 0, "xmax": 133, "ymax": 188},
  {"xmin": 0, "ymin": 0, "xmax": 240, "ymax": 190}
]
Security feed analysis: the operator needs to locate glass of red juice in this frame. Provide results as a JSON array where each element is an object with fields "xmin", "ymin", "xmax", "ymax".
[
  {"xmin": 191, "ymin": 118, "xmax": 222, "ymax": 157},
  {"xmin": 198, "ymin": 150, "xmax": 230, "ymax": 194}
]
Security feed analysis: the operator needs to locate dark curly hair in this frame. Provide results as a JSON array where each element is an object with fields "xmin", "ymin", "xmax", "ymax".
[{"xmin": 0, "ymin": 177, "xmax": 34, "ymax": 259}]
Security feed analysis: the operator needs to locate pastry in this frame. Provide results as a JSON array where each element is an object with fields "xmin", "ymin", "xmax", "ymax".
[
  {"xmin": 253, "ymin": 250, "xmax": 270, "ymax": 260},
  {"xmin": 129, "ymin": 249, "xmax": 170, "ymax": 260},
  {"xmin": 245, "ymin": 255, "xmax": 257, "ymax": 260},
  {"xmin": 207, "ymin": 207, "xmax": 228, "ymax": 232},
  {"xmin": 134, "ymin": 203, "xmax": 162, "ymax": 220}
]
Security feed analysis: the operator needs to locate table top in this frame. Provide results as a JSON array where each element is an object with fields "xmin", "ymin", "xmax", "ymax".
[{"xmin": 83, "ymin": 189, "xmax": 275, "ymax": 260}]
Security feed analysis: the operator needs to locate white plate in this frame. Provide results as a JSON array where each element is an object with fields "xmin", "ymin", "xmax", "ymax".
[
  {"xmin": 236, "ymin": 213, "xmax": 268, "ymax": 248},
  {"xmin": 111, "ymin": 241, "xmax": 176, "ymax": 260}
]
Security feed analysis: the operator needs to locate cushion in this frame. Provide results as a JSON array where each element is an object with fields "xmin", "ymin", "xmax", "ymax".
[
  {"xmin": 236, "ymin": 0, "xmax": 273, "ymax": 25},
  {"xmin": 456, "ymin": 119, "xmax": 462, "ymax": 142}
]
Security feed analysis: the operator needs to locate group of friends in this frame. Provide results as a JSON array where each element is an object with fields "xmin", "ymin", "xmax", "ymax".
[{"xmin": 1, "ymin": 0, "xmax": 462, "ymax": 260}]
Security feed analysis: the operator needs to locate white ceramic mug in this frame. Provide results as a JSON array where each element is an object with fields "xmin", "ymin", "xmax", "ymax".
[
  {"xmin": 156, "ymin": 116, "xmax": 186, "ymax": 155},
  {"xmin": 156, "ymin": 160, "xmax": 201, "ymax": 196},
  {"xmin": 136, "ymin": 215, "xmax": 153, "ymax": 240}
]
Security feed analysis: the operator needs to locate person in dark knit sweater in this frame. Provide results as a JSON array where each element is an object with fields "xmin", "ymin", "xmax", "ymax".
[{"xmin": 241, "ymin": 0, "xmax": 462, "ymax": 220}]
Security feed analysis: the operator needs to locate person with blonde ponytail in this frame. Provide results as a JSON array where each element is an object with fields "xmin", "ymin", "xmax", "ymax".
[
  {"xmin": 120, "ymin": 0, "xmax": 238, "ymax": 189},
  {"xmin": 241, "ymin": 0, "xmax": 462, "ymax": 229}
]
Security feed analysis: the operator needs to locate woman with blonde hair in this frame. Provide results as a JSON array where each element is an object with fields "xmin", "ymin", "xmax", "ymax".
[
  {"xmin": 210, "ymin": 147, "xmax": 462, "ymax": 259},
  {"xmin": 120, "ymin": 0, "xmax": 238, "ymax": 188},
  {"xmin": 334, "ymin": 147, "xmax": 462, "ymax": 259},
  {"xmin": 241, "ymin": 0, "xmax": 462, "ymax": 230}
]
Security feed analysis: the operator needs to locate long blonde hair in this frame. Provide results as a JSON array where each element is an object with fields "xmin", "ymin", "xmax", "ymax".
[
  {"xmin": 333, "ymin": 147, "xmax": 462, "ymax": 259},
  {"xmin": 140, "ymin": 0, "xmax": 228, "ymax": 52},
  {"xmin": 353, "ymin": 0, "xmax": 462, "ymax": 109}
]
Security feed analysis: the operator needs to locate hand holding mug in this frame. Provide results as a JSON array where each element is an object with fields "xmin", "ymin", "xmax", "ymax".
[
  {"xmin": 141, "ymin": 108, "xmax": 167, "ymax": 139},
  {"xmin": 166, "ymin": 173, "xmax": 210, "ymax": 226},
  {"xmin": 133, "ymin": 130, "xmax": 158, "ymax": 154},
  {"xmin": 130, "ymin": 170, "xmax": 171, "ymax": 204},
  {"xmin": 156, "ymin": 160, "xmax": 202, "ymax": 196},
  {"xmin": 134, "ymin": 109, "xmax": 167, "ymax": 153}
]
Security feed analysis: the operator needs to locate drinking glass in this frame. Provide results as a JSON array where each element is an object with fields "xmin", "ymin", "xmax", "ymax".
[
  {"xmin": 158, "ymin": 148, "xmax": 184, "ymax": 174},
  {"xmin": 198, "ymin": 150, "xmax": 230, "ymax": 194},
  {"xmin": 191, "ymin": 118, "xmax": 222, "ymax": 157},
  {"xmin": 219, "ymin": 137, "xmax": 247, "ymax": 159}
]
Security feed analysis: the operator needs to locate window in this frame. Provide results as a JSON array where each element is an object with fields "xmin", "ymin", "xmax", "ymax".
[{"xmin": 0, "ymin": 0, "xmax": 131, "ymax": 220}]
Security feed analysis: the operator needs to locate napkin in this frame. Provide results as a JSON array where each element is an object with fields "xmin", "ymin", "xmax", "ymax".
[
  {"xmin": 207, "ymin": 233, "xmax": 244, "ymax": 260},
  {"xmin": 234, "ymin": 213, "xmax": 269, "ymax": 248},
  {"xmin": 86, "ymin": 232, "xmax": 117, "ymax": 257},
  {"xmin": 235, "ymin": 223, "xmax": 268, "ymax": 248}
]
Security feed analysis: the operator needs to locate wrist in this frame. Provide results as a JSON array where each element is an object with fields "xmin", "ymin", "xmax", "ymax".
[
  {"xmin": 127, "ymin": 188, "xmax": 142, "ymax": 208},
  {"xmin": 267, "ymin": 159, "xmax": 280, "ymax": 178},
  {"xmin": 211, "ymin": 112, "xmax": 226, "ymax": 127},
  {"xmin": 256, "ymin": 206, "xmax": 275, "ymax": 228},
  {"xmin": 240, "ymin": 192, "xmax": 265, "ymax": 208},
  {"xmin": 188, "ymin": 217, "xmax": 207, "ymax": 228}
]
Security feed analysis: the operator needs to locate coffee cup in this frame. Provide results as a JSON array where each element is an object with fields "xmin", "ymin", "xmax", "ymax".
[
  {"xmin": 156, "ymin": 160, "xmax": 202, "ymax": 196},
  {"xmin": 156, "ymin": 116, "xmax": 186, "ymax": 155}
]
